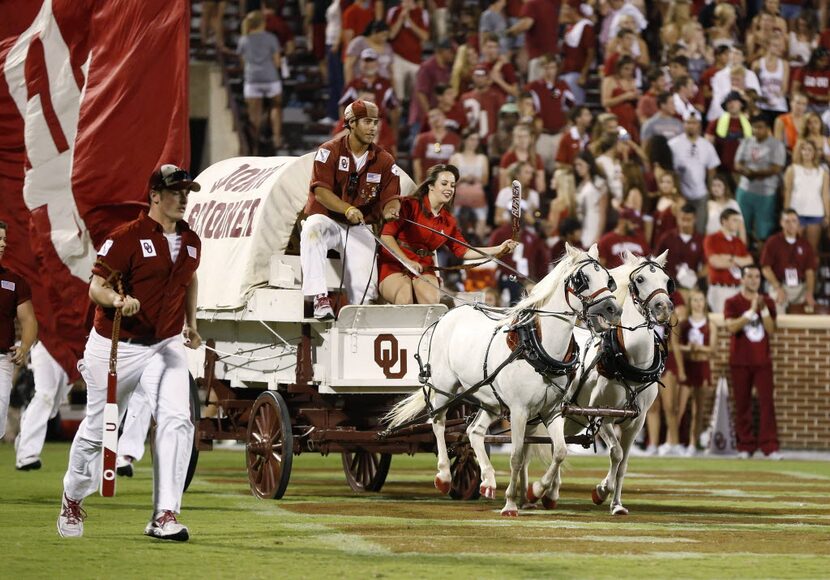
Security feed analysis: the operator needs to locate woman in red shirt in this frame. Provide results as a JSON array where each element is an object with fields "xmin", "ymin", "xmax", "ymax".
[
  {"xmin": 379, "ymin": 164, "xmax": 517, "ymax": 304},
  {"xmin": 601, "ymin": 56, "xmax": 641, "ymax": 144},
  {"xmin": 678, "ymin": 289, "xmax": 715, "ymax": 455}
]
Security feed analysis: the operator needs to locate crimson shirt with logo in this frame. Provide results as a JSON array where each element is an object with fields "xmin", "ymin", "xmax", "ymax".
[
  {"xmin": 723, "ymin": 292, "xmax": 776, "ymax": 367},
  {"xmin": 0, "ymin": 266, "xmax": 31, "ymax": 351},
  {"xmin": 760, "ymin": 232, "xmax": 817, "ymax": 283},
  {"xmin": 597, "ymin": 231, "xmax": 651, "ymax": 269},
  {"xmin": 92, "ymin": 212, "xmax": 201, "ymax": 341}
]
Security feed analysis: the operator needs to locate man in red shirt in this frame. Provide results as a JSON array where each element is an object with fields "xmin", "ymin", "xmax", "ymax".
[
  {"xmin": 339, "ymin": 49, "xmax": 400, "ymax": 152},
  {"xmin": 598, "ymin": 208, "xmax": 651, "ymax": 268},
  {"xmin": 410, "ymin": 39, "xmax": 454, "ymax": 132},
  {"xmin": 703, "ymin": 208, "xmax": 754, "ymax": 313},
  {"xmin": 560, "ymin": 0, "xmax": 596, "ymax": 106},
  {"xmin": 433, "ymin": 84, "xmax": 467, "ymax": 134},
  {"xmin": 724, "ymin": 265, "xmax": 781, "ymax": 459},
  {"xmin": 654, "ymin": 203, "xmax": 705, "ymax": 297},
  {"xmin": 527, "ymin": 55, "xmax": 575, "ymax": 174},
  {"xmin": 705, "ymin": 91, "xmax": 751, "ymax": 174},
  {"xmin": 302, "ymin": 100, "xmax": 402, "ymax": 319},
  {"xmin": 506, "ymin": 0, "xmax": 560, "ymax": 81},
  {"xmin": 462, "ymin": 65, "xmax": 506, "ymax": 141},
  {"xmin": 760, "ymin": 208, "xmax": 818, "ymax": 312},
  {"xmin": 58, "ymin": 165, "xmax": 202, "ymax": 540},
  {"xmin": 555, "ymin": 106, "xmax": 593, "ymax": 170},
  {"xmin": 341, "ymin": 0, "xmax": 374, "ymax": 60},
  {"xmin": 479, "ymin": 32, "xmax": 519, "ymax": 99},
  {"xmin": 412, "ymin": 108, "xmax": 462, "ymax": 183},
  {"xmin": 0, "ymin": 222, "xmax": 37, "ymax": 443},
  {"xmin": 386, "ymin": 0, "xmax": 429, "ymax": 106}
]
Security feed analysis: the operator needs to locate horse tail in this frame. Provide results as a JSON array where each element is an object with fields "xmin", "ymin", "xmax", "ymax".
[{"xmin": 383, "ymin": 390, "xmax": 430, "ymax": 429}]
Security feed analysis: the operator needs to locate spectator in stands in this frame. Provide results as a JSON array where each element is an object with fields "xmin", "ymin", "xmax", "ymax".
[
  {"xmin": 449, "ymin": 129, "xmax": 490, "ymax": 235},
  {"xmin": 339, "ymin": 50, "xmax": 399, "ymax": 155},
  {"xmin": 724, "ymin": 264, "xmax": 781, "ymax": 460},
  {"xmin": 322, "ymin": 0, "xmax": 344, "ymax": 124},
  {"xmin": 644, "ymin": 135, "xmax": 675, "ymax": 189},
  {"xmin": 560, "ymin": 0, "xmax": 596, "ymax": 106},
  {"xmin": 774, "ymin": 91, "xmax": 809, "ymax": 152},
  {"xmin": 479, "ymin": 0, "xmax": 511, "ymax": 55},
  {"xmin": 707, "ymin": 4, "xmax": 739, "ymax": 51},
  {"xmin": 410, "ymin": 39, "xmax": 454, "ymax": 137},
  {"xmin": 734, "ymin": 115, "xmax": 786, "ymax": 243},
  {"xmin": 655, "ymin": 202, "xmax": 706, "ymax": 296},
  {"xmin": 547, "ymin": 169, "xmax": 577, "ymax": 236},
  {"xmin": 709, "ymin": 51, "xmax": 762, "ymax": 121},
  {"xmin": 801, "ymin": 112, "xmax": 830, "ymax": 165},
  {"xmin": 651, "ymin": 171, "xmax": 683, "ymax": 244},
  {"xmin": 412, "ymin": 108, "xmax": 461, "ymax": 184},
  {"xmin": 499, "ymin": 123, "xmax": 545, "ymax": 193},
  {"xmin": 555, "ymin": 106, "xmax": 593, "ymax": 170},
  {"xmin": 641, "ymin": 92, "xmax": 684, "ymax": 143},
  {"xmin": 487, "ymin": 103, "xmax": 520, "ymax": 167},
  {"xmin": 604, "ymin": 0, "xmax": 648, "ymax": 50},
  {"xmin": 604, "ymin": 27, "xmax": 648, "ymax": 84},
  {"xmin": 783, "ymin": 139, "xmax": 830, "ymax": 253},
  {"xmin": 505, "ymin": 0, "xmax": 559, "ymax": 81},
  {"xmin": 699, "ymin": 45, "xmax": 731, "ymax": 106},
  {"xmin": 548, "ymin": 216, "xmax": 584, "ymax": 263},
  {"xmin": 238, "ymin": 10, "xmax": 283, "ymax": 152},
  {"xmin": 602, "ymin": 56, "xmax": 642, "ymax": 144},
  {"xmin": 704, "ymin": 208, "xmax": 754, "ymax": 313},
  {"xmin": 341, "ymin": 0, "xmax": 375, "ymax": 58},
  {"xmin": 495, "ymin": 160, "xmax": 540, "ymax": 227},
  {"xmin": 650, "ymin": 288, "xmax": 686, "ymax": 457},
  {"xmin": 594, "ymin": 136, "xmax": 625, "ymax": 206},
  {"xmin": 620, "ymin": 182, "xmax": 652, "ymax": 240},
  {"xmin": 792, "ymin": 47, "xmax": 830, "ymax": 115},
  {"xmin": 450, "ymin": 42, "xmax": 479, "ymax": 95},
  {"xmin": 788, "ymin": 13, "xmax": 818, "ymax": 70},
  {"xmin": 344, "ymin": 21, "xmax": 393, "ymax": 84},
  {"xmin": 706, "ymin": 173, "xmax": 747, "ymax": 241},
  {"xmin": 637, "ymin": 69, "xmax": 668, "ymax": 126},
  {"xmin": 753, "ymin": 35, "xmax": 790, "ymax": 125},
  {"xmin": 598, "ymin": 207, "xmax": 650, "ymax": 268},
  {"xmin": 305, "ymin": 0, "xmax": 329, "ymax": 83},
  {"xmin": 488, "ymin": 212, "xmax": 550, "ymax": 304},
  {"xmin": 574, "ymin": 150, "xmax": 608, "ymax": 248},
  {"xmin": 378, "ymin": 164, "xmax": 516, "ymax": 305},
  {"xmin": 200, "ymin": 0, "xmax": 226, "ymax": 53},
  {"xmin": 461, "ymin": 66, "xmax": 505, "ymax": 142},
  {"xmin": 761, "ymin": 208, "xmax": 818, "ymax": 312},
  {"xmin": 479, "ymin": 32, "xmax": 519, "ymax": 99},
  {"xmin": 387, "ymin": 0, "xmax": 429, "ymax": 103},
  {"xmin": 669, "ymin": 111, "xmax": 720, "ymax": 233},
  {"xmin": 526, "ymin": 55, "xmax": 575, "ymax": 175},
  {"xmin": 679, "ymin": 21, "xmax": 713, "ymax": 83},
  {"xmin": 678, "ymin": 289, "xmax": 714, "ymax": 455},
  {"xmin": 671, "ymin": 75, "xmax": 701, "ymax": 121},
  {"xmin": 705, "ymin": 91, "xmax": 752, "ymax": 175}
]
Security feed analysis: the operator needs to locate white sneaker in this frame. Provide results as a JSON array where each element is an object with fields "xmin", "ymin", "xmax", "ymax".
[
  {"xmin": 57, "ymin": 494, "xmax": 86, "ymax": 538},
  {"xmin": 764, "ymin": 451, "xmax": 783, "ymax": 461},
  {"xmin": 737, "ymin": 450, "xmax": 753, "ymax": 460},
  {"xmin": 144, "ymin": 510, "xmax": 189, "ymax": 542},
  {"xmin": 116, "ymin": 455, "xmax": 134, "ymax": 477},
  {"xmin": 657, "ymin": 442, "xmax": 673, "ymax": 456},
  {"xmin": 685, "ymin": 445, "xmax": 698, "ymax": 457},
  {"xmin": 643, "ymin": 444, "xmax": 657, "ymax": 456},
  {"xmin": 313, "ymin": 294, "xmax": 335, "ymax": 321}
]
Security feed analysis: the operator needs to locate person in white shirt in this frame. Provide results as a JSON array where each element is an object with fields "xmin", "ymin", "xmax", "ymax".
[
  {"xmin": 669, "ymin": 111, "xmax": 722, "ymax": 233},
  {"xmin": 708, "ymin": 50, "xmax": 762, "ymax": 121}
]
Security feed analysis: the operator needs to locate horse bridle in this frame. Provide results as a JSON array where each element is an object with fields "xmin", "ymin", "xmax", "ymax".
[
  {"xmin": 628, "ymin": 260, "xmax": 676, "ymax": 326},
  {"xmin": 564, "ymin": 258, "xmax": 617, "ymax": 320}
]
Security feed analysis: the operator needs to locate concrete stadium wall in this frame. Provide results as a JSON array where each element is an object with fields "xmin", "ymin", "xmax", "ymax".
[{"xmin": 708, "ymin": 314, "xmax": 830, "ymax": 451}]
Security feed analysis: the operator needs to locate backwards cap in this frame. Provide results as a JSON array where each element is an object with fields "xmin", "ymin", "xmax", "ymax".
[{"xmin": 343, "ymin": 99, "xmax": 380, "ymax": 124}]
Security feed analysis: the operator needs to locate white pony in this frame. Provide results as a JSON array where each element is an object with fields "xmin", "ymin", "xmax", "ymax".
[
  {"xmin": 526, "ymin": 252, "xmax": 675, "ymax": 515},
  {"xmin": 384, "ymin": 244, "xmax": 622, "ymax": 516}
]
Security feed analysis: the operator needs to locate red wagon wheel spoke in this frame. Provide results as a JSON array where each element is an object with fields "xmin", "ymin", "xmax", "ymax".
[
  {"xmin": 342, "ymin": 450, "xmax": 392, "ymax": 493},
  {"xmin": 247, "ymin": 392, "xmax": 293, "ymax": 500}
]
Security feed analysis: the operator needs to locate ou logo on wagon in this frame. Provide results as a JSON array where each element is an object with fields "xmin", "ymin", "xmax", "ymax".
[{"xmin": 374, "ymin": 334, "xmax": 408, "ymax": 379}]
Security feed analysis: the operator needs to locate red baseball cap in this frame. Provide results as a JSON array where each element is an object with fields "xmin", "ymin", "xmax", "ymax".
[{"xmin": 344, "ymin": 99, "xmax": 379, "ymax": 123}]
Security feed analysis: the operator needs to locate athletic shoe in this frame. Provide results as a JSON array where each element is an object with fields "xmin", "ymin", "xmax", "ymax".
[
  {"xmin": 643, "ymin": 444, "xmax": 657, "ymax": 456},
  {"xmin": 116, "ymin": 455, "xmax": 134, "ymax": 477},
  {"xmin": 737, "ymin": 450, "xmax": 753, "ymax": 460},
  {"xmin": 685, "ymin": 445, "xmax": 698, "ymax": 457},
  {"xmin": 144, "ymin": 510, "xmax": 189, "ymax": 542},
  {"xmin": 764, "ymin": 451, "xmax": 783, "ymax": 461},
  {"xmin": 313, "ymin": 294, "xmax": 335, "ymax": 321},
  {"xmin": 657, "ymin": 442, "xmax": 677, "ymax": 456},
  {"xmin": 57, "ymin": 494, "xmax": 86, "ymax": 538},
  {"xmin": 16, "ymin": 459, "xmax": 42, "ymax": 471}
]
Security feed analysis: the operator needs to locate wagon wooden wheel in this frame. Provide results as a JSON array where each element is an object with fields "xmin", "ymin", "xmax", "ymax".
[
  {"xmin": 447, "ymin": 403, "xmax": 482, "ymax": 501},
  {"xmin": 246, "ymin": 391, "xmax": 293, "ymax": 499},
  {"xmin": 342, "ymin": 450, "xmax": 392, "ymax": 492}
]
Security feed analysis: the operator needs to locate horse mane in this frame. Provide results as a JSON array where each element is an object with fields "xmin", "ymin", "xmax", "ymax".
[{"xmin": 503, "ymin": 250, "xmax": 579, "ymax": 321}]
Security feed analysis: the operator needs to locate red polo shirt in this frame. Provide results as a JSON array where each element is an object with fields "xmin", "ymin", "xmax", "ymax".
[
  {"xmin": 92, "ymin": 213, "xmax": 201, "ymax": 341},
  {"xmin": 724, "ymin": 292, "xmax": 776, "ymax": 367},
  {"xmin": 411, "ymin": 130, "xmax": 461, "ymax": 174},
  {"xmin": 704, "ymin": 231, "xmax": 749, "ymax": 286},
  {"xmin": 760, "ymin": 232, "xmax": 817, "ymax": 283},
  {"xmin": 526, "ymin": 78, "xmax": 574, "ymax": 133},
  {"xmin": 386, "ymin": 6, "xmax": 427, "ymax": 64},
  {"xmin": 307, "ymin": 135, "xmax": 401, "ymax": 225},
  {"xmin": 520, "ymin": 0, "xmax": 559, "ymax": 60},
  {"xmin": 0, "ymin": 266, "xmax": 31, "ymax": 352},
  {"xmin": 555, "ymin": 126, "xmax": 590, "ymax": 165},
  {"xmin": 597, "ymin": 231, "xmax": 651, "ymax": 269},
  {"xmin": 654, "ymin": 229, "xmax": 705, "ymax": 281}
]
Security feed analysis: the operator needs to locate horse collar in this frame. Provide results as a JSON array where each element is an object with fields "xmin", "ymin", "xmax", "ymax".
[{"xmin": 506, "ymin": 313, "xmax": 580, "ymax": 378}]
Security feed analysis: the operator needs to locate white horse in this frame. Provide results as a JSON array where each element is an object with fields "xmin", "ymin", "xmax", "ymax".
[
  {"xmin": 526, "ymin": 252, "xmax": 675, "ymax": 515},
  {"xmin": 384, "ymin": 244, "xmax": 622, "ymax": 516}
]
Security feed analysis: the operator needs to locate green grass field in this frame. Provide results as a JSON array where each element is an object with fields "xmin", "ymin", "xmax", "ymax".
[{"xmin": 2, "ymin": 443, "xmax": 829, "ymax": 579}]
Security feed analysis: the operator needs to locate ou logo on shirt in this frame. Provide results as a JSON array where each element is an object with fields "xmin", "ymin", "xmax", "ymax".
[{"xmin": 140, "ymin": 239, "xmax": 157, "ymax": 258}]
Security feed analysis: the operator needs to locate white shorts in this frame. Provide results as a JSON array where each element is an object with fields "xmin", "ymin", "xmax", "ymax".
[{"xmin": 244, "ymin": 80, "xmax": 282, "ymax": 99}]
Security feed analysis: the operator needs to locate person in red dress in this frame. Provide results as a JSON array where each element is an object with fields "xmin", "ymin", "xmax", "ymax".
[
  {"xmin": 378, "ymin": 165, "xmax": 517, "ymax": 304},
  {"xmin": 601, "ymin": 55, "xmax": 641, "ymax": 144},
  {"xmin": 723, "ymin": 265, "xmax": 781, "ymax": 460},
  {"xmin": 678, "ymin": 289, "xmax": 715, "ymax": 455}
]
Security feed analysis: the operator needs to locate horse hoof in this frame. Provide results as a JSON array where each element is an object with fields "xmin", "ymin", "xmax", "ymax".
[
  {"xmin": 592, "ymin": 486, "xmax": 607, "ymax": 505},
  {"xmin": 526, "ymin": 483, "xmax": 540, "ymax": 504},
  {"xmin": 612, "ymin": 505, "xmax": 629, "ymax": 516},
  {"xmin": 434, "ymin": 476, "xmax": 451, "ymax": 495},
  {"xmin": 500, "ymin": 508, "xmax": 519, "ymax": 517},
  {"xmin": 480, "ymin": 485, "xmax": 496, "ymax": 500},
  {"xmin": 541, "ymin": 495, "xmax": 557, "ymax": 510}
]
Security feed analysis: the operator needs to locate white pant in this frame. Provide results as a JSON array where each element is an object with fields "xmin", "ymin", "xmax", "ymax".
[
  {"xmin": 15, "ymin": 343, "xmax": 71, "ymax": 467},
  {"xmin": 535, "ymin": 132, "xmax": 560, "ymax": 176},
  {"xmin": 117, "ymin": 385, "xmax": 153, "ymax": 462},
  {"xmin": 392, "ymin": 54, "xmax": 419, "ymax": 107},
  {"xmin": 0, "ymin": 352, "xmax": 12, "ymax": 439},
  {"xmin": 63, "ymin": 330, "xmax": 193, "ymax": 513},
  {"xmin": 300, "ymin": 214, "xmax": 378, "ymax": 303},
  {"xmin": 707, "ymin": 285, "xmax": 741, "ymax": 314},
  {"xmin": 527, "ymin": 56, "xmax": 544, "ymax": 83}
]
